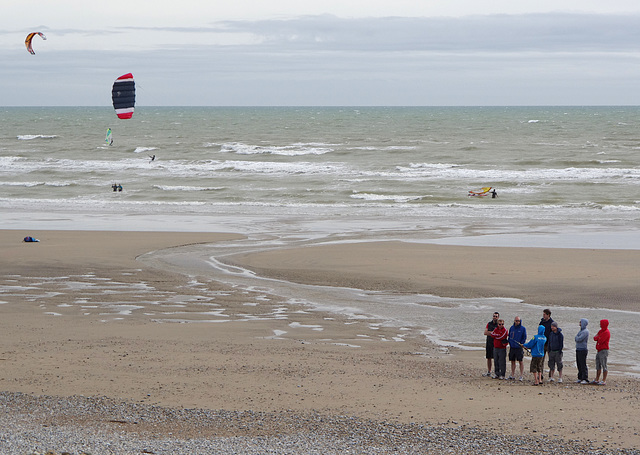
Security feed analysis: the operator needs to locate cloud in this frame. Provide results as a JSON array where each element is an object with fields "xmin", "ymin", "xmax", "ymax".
[
  {"xmin": 2, "ymin": 12, "xmax": 640, "ymax": 106},
  {"xmin": 4, "ymin": 13, "xmax": 640, "ymax": 53},
  {"xmin": 211, "ymin": 13, "xmax": 640, "ymax": 53}
]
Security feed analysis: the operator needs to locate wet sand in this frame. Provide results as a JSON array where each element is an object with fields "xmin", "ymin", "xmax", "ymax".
[
  {"xmin": 225, "ymin": 241, "xmax": 640, "ymax": 310},
  {"xmin": 1, "ymin": 229, "xmax": 639, "ymax": 453}
]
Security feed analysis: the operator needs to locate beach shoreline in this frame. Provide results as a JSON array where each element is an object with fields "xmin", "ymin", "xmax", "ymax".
[
  {"xmin": 223, "ymin": 240, "xmax": 640, "ymax": 311},
  {"xmin": 2, "ymin": 229, "xmax": 640, "ymax": 453}
]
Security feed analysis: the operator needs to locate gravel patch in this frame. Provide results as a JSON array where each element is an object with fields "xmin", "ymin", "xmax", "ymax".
[{"xmin": 1, "ymin": 392, "xmax": 638, "ymax": 455}]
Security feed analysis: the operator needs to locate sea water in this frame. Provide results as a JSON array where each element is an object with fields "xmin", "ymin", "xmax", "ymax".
[
  {"xmin": 2, "ymin": 106, "xmax": 640, "ymax": 222},
  {"xmin": 2, "ymin": 106, "xmax": 640, "ymax": 374}
]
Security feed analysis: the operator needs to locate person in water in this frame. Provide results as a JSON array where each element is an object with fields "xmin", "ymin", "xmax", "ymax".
[
  {"xmin": 491, "ymin": 189, "xmax": 498, "ymax": 198},
  {"xmin": 149, "ymin": 155, "xmax": 155, "ymax": 162}
]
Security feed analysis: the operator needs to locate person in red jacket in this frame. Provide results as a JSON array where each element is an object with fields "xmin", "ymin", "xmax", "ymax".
[
  {"xmin": 593, "ymin": 319, "xmax": 610, "ymax": 385},
  {"xmin": 484, "ymin": 319, "xmax": 508, "ymax": 379}
]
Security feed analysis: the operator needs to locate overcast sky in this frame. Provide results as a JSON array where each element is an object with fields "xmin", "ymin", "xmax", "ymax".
[{"xmin": 2, "ymin": 1, "xmax": 640, "ymax": 106}]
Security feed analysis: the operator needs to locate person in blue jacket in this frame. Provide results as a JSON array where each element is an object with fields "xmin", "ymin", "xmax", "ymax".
[
  {"xmin": 507, "ymin": 316, "xmax": 527, "ymax": 381},
  {"xmin": 524, "ymin": 325, "xmax": 547, "ymax": 386}
]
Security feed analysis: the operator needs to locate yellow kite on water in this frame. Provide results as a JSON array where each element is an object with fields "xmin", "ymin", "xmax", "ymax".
[{"xmin": 468, "ymin": 187, "xmax": 492, "ymax": 197}]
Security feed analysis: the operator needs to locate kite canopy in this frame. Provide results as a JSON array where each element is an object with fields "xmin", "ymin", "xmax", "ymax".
[
  {"xmin": 25, "ymin": 32, "xmax": 46, "ymax": 55},
  {"xmin": 468, "ymin": 187, "xmax": 493, "ymax": 197},
  {"xmin": 112, "ymin": 73, "xmax": 135, "ymax": 119}
]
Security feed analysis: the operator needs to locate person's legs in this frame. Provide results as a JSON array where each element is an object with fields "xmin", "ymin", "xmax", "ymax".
[
  {"xmin": 533, "ymin": 360, "xmax": 544, "ymax": 385},
  {"xmin": 548, "ymin": 350, "xmax": 556, "ymax": 380},
  {"xmin": 600, "ymin": 350, "xmax": 608, "ymax": 384},
  {"xmin": 532, "ymin": 357, "xmax": 543, "ymax": 384},
  {"xmin": 485, "ymin": 343, "xmax": 493, "ymax": 376},
  {"xmin": 576, "ymin": 351, "xmax": 582, "ymax": 381},
  {"xmin": 496, "ymin": 348, "xmax": 506, "ymax": 378},
  {"xmin": 576, "ymin": 350, "xmax": 588, "ymax": 381},
  {"xmin": 508, "ymin": 348, "xmax": 521, "ymax": 379},
  {"xmin": 594, "ymin": 351, "xmax": 601, "ymax": 382},
  {"xmin": 557, "ymin": 351, "xmax": 563, "ymax": 381}
]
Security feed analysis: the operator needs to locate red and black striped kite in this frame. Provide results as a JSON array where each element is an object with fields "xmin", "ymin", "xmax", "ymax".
[{"xmin": 112, "ymin": 73, "xmax": 135, "ymax": 119}]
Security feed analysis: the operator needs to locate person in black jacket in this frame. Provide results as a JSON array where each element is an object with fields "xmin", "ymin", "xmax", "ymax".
[
  {"xmin": 539, "ymin": 309, "xmax": 554, "ymax": 379},
  {"xmin": 483, "ymin": 312, "xmax": 500, "ymax": 377}
]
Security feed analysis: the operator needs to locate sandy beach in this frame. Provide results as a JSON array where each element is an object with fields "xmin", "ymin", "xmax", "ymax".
[{"xmin": 1, "ymin": 229, "xmax": 640, "ymax": 454}]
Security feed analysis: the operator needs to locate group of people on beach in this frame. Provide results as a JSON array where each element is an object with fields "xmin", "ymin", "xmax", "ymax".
[{"xmin": 483, "ymin": 309, "xmax": 611, "ymax": 386}]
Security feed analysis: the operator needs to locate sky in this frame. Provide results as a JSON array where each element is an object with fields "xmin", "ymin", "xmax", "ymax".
[{"xmin": 2, "ymin": 1, "xmax": 640, "ymax": 106}]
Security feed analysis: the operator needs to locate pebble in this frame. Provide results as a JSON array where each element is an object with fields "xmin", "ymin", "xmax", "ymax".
[{"xmin": 1, "ymin": 392, "xmax": 637, "ymax": 455}]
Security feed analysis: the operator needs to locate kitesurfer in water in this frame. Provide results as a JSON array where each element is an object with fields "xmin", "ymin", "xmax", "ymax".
[
  {"xmin": 149, "ymin": 155, "xmax": 155, "ymax": 162},
  {"xmin": 491, "ymin": 189, "xmax": 498, "ymax": 198}
]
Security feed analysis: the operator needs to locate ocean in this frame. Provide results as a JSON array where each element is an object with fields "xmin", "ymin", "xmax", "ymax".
[
  {"xmin": 3, "ymin": 106, "xmax": 640, "ymax": 222},
  {"xmin": 2, "ymin": 106, "xmax": 640, "ymax": 374}
]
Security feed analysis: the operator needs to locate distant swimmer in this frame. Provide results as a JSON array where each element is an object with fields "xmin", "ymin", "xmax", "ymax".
[
  {"xmin": 112, "ymin": 183, "xmax": 123, "ymax": 192},
  {"xmin": 149, "ymin": 154, "xmax": 155, "ymax": 162}
]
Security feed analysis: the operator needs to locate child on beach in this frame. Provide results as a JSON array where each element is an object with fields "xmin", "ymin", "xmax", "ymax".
[
  {"xmin": 593, "ymin": 319, "xmax": 610, "ymax": 385},
  {"xmin": 524, "ymin": 325, "xmax": 547, "ymax": 386}
]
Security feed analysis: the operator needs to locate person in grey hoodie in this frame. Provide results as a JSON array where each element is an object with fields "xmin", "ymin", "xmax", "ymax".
[
  {"xmin": 575, "ymin": 318, "xmax": 589, "ymax": 384},
  {"xmin": 547, "ymin": 321, "xmax": 564, "ymax": 383}
]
